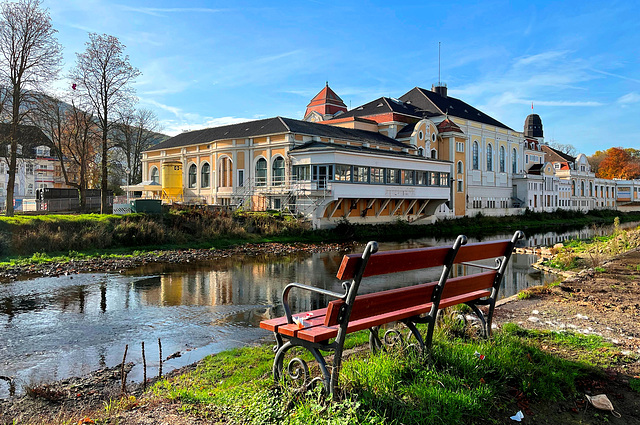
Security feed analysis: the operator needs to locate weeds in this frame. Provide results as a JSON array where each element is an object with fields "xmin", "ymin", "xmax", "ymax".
[{"xmin": 151, "ymin": 323, "xmax": 615, "ymax": 425}]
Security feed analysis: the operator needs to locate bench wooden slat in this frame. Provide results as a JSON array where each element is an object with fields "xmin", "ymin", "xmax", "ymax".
[
  {"xmin": 336, "ymin": 246, "xmax": 451, "ymax": 280},
  {"xmin": 455, "ymin": 240, "xmax": 511, "ymax": 263},
  {"xmin": 259, "ymin": 308, "xmax": 328, "ymax": 332},
  {"xmin": 296, "ymin": 289, "xmax": 491, "ymax": 343},
  {"xmin": 277, "ymin": 314, "xmax": 329, "ymax": 338},
  {"xmin": 325, "ymin": 281, "xmax": 437, "ymax": 326},
  {"xmin": 442, "ymin": 271, "xmax": 497, "ymax": 298}
]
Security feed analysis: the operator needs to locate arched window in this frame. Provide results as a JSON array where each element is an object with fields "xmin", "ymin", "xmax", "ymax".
[
  {"xmin": 256, "ymin": 158, "xmax": 267, "ymax": 186},
  {"xmin": 472, "ymin": 141, "xmax": 479, "ymax": 170},
  {"xmin": 581, "ymin": 181, "xmax": 585, "ymax": 196},
  {"xmin": 219, "ymin": 157, "xmax": 232, "ymax": 187},
  {"xmin": 589, "ymin": 182, "xmax": 593, "ymax": 197},
  {"xmin": 512, "ymin": 148, "xmax": 517, "ymax": 174},
  {"xmin": 572, "ymin": 181, "xmax": 576, "ymax": 196},
  {"xmin": 188, "ymin": 163, "xmax": 197, "ymax": 188},
  {"xmin": 499, "ymin": 146, "xmax": 506, "ymax": 173},
  {"xmin": 150, "ymin": 167, "xmax": 159, "ymax": 184},
  {"xmin": 418, "ymin": 147, "xmax": 424, "ymax": 157},
  {"xmin": 457, "ymin": 161, "xmax": 463, "ymax": 174},
  {"xmin": 201, "ymin": 162, "xmax": 210, "ymax": 188},
  {"xmin": 272, "ymin": 156, "xmax": 285, "ymax": 186},
  {"xmin": 430, "ymin": 149, "xmax": 437, "ymax": 159},
  {"xmin": 486, "ymin": 144, "xmax": 493, "ymax": 172}
]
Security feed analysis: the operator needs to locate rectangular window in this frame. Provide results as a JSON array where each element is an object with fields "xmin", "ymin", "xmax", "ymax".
[
  {"xmin": 386, "ymin": 168, "xmax": 400, "ymax": 185},
  {"xmin": 440, "ymin": 172, "xmax": 449, "ymax": 186},
  {"xmin": 353, "ymin": 166, "xmax": 369, "ymax": 183},
  {"xmin": 456, "ymin": 142, "xmax": 464, "ymax": 152},
  {"xmin": 417, "ymin": 171, "xmax": 426, "ymax": 185},
  {"xmin": 292, "ymin": 165, "xmax": 310, "ymax": 181},
  {"xmin": 457, "ymin": 180, "xmax": 463, "ymax": 192},
  {"xmin": 430, "ymin": 172, "xmax": 438, "ymax": 186},
  {"xmin": 334, "ymin": 164, "xmax": 352, "ymax": 182},
  {"xmin": 370, "ymin": 167, "xmax": 384, "ymax": 184},
  {"xmin": 525, "ymin": 154, "xmax": 529, "ymax": 163},
  {"xmin": 238, "ymin": 170, "xmax": 244, "ymax": 187},
  {"xmin": 403, "ymin": 170, "xmax": 415, "ymax": 185}
]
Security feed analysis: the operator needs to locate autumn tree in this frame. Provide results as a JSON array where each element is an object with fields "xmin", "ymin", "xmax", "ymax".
[
  {"xmin": 69, "ymin": 33, "xmax": 140, "ymax": 214},
  {"xmin": 35, "ymin": 95, "xmax": 100, "ymax": 210},
  {"xmin": 0, "ymin": 0, "xmax": 62, "ymax": 216},
  {"xmin": 596, "ymin": 147, "xmax": 640, "ymax": 180},
  {"xmin": 114, "ymin": 108, "xmax": 161, "ymax": 185}
]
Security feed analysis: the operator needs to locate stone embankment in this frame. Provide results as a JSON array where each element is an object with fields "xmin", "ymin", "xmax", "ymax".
[{"xmin": 0, "ymin": 242, "xmax": 353, "ymax": 282}]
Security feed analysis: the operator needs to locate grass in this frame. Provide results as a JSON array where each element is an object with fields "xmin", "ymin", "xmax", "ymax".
[{"xmin": 146, "ymin": 323, "xmax": 619, "ymax": 425}]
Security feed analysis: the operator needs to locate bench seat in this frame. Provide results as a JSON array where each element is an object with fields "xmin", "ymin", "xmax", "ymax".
[{"xmin": 260, "ymin": 231, "xmax": 524, "ymax": 397}]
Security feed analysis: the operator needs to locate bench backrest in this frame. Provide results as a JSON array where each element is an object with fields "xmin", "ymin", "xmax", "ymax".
[
  {"xmin": 326, "ymin": 234, "xmax": 522, "ymax": 327},
  {"xmin": 336, "ymin": 240, "xmax": 512, "ymax": 280}
]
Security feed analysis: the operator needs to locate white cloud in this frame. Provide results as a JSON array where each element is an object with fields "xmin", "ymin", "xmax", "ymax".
[
  {"xmin": 514, "ymin": 50, "xmax": 570, "ymax": 68},
  {"xmin": 162, "ymin": 117, "xmax": 254, "ymax": 137},
  {"xmin": 116, "ymin": 5, "xmax": 230, "ymax": 17},
  {"xmin": 617, "ymin": 92, "xmax": 640, "ymax": 104},
  {"xmin": 141, "ymin": 99, "xmax": 254, "ymax": 136},
  {"xmin": 590, "ymin": 68, "xmax": 640, "ymax": 84}
]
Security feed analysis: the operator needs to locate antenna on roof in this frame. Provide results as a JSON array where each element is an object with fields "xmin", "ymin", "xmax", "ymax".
[{"xmin": 438, "ymin": 41, "xmax": 441, "ymax": 86}]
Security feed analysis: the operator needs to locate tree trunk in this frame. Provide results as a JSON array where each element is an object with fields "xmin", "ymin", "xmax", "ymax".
[
  {"xmin": 101, "ymin": 127, "xmax": 108, "ymax": 214},
  {"xmin": 5, "ymin": 88, "xmax": 20, "ymax": 217}
]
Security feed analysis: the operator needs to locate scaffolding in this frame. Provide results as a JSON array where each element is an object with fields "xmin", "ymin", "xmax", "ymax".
[{"xmin": 231, "ymin": 177, "xmax": 331, "ymax": 219}]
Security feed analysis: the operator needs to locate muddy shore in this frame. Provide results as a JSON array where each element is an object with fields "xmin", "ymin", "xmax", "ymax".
[
  {"xmin": 2, "ymin": 241, "xmax": 640, "ymax": 424},
  {"xmin": 0, "ymin": 241, "xmax": 354, "ymax": 282}
]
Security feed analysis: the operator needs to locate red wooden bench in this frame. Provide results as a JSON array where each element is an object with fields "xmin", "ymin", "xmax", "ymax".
[{"xmin": 260, "ymin": 231, "xmax": 524, "ymax": 397}]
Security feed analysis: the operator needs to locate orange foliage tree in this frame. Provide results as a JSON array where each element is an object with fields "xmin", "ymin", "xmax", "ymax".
[{"xmin": 596, "ymin": 147, "xmax": 640, "ymax": 179}]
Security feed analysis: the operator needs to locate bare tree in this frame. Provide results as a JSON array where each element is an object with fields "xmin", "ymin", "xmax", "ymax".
[
  {"xmin": 0, "ymin": 0, "xmax": 61, "ymax": 216},
  {"xmin": 35, "ymin": 94, "xmax": 100, "ymax": 210},
  {"xmin": 114, "ymin": 108, "xmax": 161, "ymax": 185},
  {"xmin": 549, "ymin": 141, "xmax": 577, "ymax": 157},
  {"xmin": 69, "ymin": 33, "xmax": 140, "ymax": 214}
]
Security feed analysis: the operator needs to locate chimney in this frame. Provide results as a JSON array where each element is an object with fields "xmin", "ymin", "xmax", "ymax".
[{"xmin": 432, "ymin": 83, "xmax": 447, "ymax": 98}]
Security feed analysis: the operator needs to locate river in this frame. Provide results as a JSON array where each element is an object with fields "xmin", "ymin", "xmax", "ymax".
[{"xmin": 0, "ymin": 223, "xmax": 635, "ymax": 398}]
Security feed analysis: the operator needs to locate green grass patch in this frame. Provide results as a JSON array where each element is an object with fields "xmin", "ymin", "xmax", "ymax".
[
  {"xmin": 151, "ymin": 324, "xmax": 614, "ymax": 424},
  {"xmin": 630, "ymin": 377, "xmax": 640, "ymax": 393}
]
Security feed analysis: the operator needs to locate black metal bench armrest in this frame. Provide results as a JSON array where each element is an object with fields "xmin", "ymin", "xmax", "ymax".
[
  {"xmin": 282, "ymin": 282, "xmax": 349, "ymax": 324},
  {"xmin": 459, "ymin": 261, "xmax": 501, "ymax": 270}
]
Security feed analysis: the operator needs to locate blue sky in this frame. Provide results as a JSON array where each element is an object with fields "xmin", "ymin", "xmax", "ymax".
[{"xmin": 43, "ymin": 0, "xmax": 639, "ymax": 155}]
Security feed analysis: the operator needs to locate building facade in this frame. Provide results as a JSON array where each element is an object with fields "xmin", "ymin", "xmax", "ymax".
[{"xmin": 141, "ymin": 84, "xmax": 638, "ymax": 228}]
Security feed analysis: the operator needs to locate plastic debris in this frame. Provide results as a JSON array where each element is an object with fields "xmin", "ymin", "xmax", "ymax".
[
  {"xmin": 585, "ymin": 394, "xmax": 622, "ymax": 418},
  {"xmin": 510, "ymin": 410, "xmax": 524, "ymax": 421},
  {"xmin": 474, "ymin": 350, "xmax": 485, "ymax": 360},
  {"xmin": 293, "ymin": 313, "xmax": 314, "ymax": 329}
]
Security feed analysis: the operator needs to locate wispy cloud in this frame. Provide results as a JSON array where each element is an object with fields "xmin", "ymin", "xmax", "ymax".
[
  {"xmin": 589, "ymin": 68, "xmax": 640, "ymax": 84},
  {"xmin": 514, "ymin": 50, "xmax": 570, "ymax": 67},
  {"xmin": 141, "ymin": 99, "xmax": 253, "ymax": 136},
  {"xmin": 117, "ymin": 5, "xmax": 230, "ymax": 17},
  {"xmin": 618, "ymin": 92, "xmax": 640, "ymax": 104}
]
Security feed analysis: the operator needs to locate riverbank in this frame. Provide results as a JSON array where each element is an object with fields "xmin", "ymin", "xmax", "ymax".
[
  {"xmin": 0, "ymin": 241, "xmax": 352, "ymax": 282},
  {"xmin": 1, "ymin": 208, "xmax": 639, "ymax": 260},
  {"xmin": 2, "ymin": 231, "xmax": 640, "ymax": 423}
]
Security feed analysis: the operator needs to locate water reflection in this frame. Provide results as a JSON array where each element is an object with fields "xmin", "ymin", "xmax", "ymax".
[{"xmin": 0, "ymin": 222, "xmax": 635, "ymax": 398}]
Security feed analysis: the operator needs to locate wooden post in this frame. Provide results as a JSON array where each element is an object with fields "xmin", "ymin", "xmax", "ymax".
[
  {"xmin": 142, "ymin": 341, "xmax": 147, "ymax": 390},
  {"xmin": 158, "ymin": 338, "xmax": 163, "ymax": 378},
  {"xmin": 120, "ymin": 344, "xmax": 128, "ymax": 393}
]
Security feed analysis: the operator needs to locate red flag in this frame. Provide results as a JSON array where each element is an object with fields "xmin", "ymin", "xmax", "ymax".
[{"xmin": 531, "ymin": 102, "xmax": 533, "ymax": 111}]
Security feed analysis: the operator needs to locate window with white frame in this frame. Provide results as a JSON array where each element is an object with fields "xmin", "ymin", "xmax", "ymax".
[
  {"xmin": 472, "ymin": 141, "xmax": 479, "ymax": 170},
  {"xmin": 188, "ymin": 164, "xmax": 197, "ymax": 188}
]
